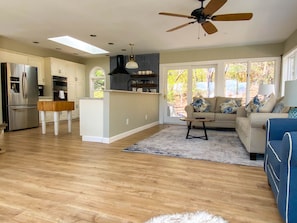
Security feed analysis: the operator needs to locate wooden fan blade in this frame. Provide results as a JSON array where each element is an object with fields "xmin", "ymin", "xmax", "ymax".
[
  {"xmin": 159, "ymin": 12, "xmax": 195, "ymax": 19},
  {"xmin": 212, "ymin": 13, "xmax": 253, "ymax": 21},
  {"xmin": 203, "ymin": 0, "xmax": 227, "ymax": 16},
  {"xmin": 166, "ymin": 22, "xmax": 196, "ymax": 32},
  {"xmin": 201, "ymin": 21, "xmax": 218, "ymax": 34}
]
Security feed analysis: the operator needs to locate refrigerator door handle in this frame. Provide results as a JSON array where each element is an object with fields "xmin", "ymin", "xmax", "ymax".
[
  {"xmin": 11, "ymin": 106, "xmax": 37, "ymax": 110},
  {"xmin": 22, "ymin": 72, "xmax": 28, "ymax": 99}
]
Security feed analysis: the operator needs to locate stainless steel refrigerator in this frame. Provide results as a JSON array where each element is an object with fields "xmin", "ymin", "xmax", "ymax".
[{"xmin": 1, "ymin": 63, "xmax": 39, "ymax": 131}]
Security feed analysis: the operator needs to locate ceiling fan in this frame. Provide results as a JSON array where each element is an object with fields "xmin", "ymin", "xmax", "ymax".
[{"xmin": 159, "ymin": 0, "xmax": 253, "ymax": 34}]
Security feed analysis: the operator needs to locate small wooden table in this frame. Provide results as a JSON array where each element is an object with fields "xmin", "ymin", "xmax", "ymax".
[
  {"xmin": 180, "ymin": 117, "xmax": 214, "ymax": 140},
  {"xmin": 38, "ymin": 101, "xmax": 74, "ymax": 136}
]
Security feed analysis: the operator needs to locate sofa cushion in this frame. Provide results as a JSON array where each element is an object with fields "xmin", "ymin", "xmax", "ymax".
[
  {"xmin": 245, "ymin": 94, "xmax": 276, "ymax": 113},
  {"xmin": 192, "ymin": 97, "xmax": 210, "ymax": 112},
  {"xmin": 192, "ymin": 112, "xmax": 215, "ymax": 120},
  {"xmin": 220, "ymin": 99, "xmax": 241, "ymax": 114},
  {"xmin": 245, "ymin": 95, "xmax": 262, "ymax": 112},
  {"xmin": 205, "ymin": 97, "xmax": 216, "ymax": 112},
  {"xmin": 272, "ymin": 97, "xmax": 290, "ymax": 113},
  {"xmin": 215, "ymin": 97, "xmax": 241, "ymax": 113},
  {"xmin": 215, "ymin": 113, "xmax": 237, "ymax": 121},
  {"xmin": 259, "ymin": 93, "xmax": 276, "ymax": 113},
  {"xmin": 192, "ymin": 97, "xmax": 216, "ymax": 112}
]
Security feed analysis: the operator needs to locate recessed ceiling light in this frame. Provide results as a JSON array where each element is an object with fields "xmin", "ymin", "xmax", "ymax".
[
  {"xmin": 108, "ymin": 42, "xmax": 114, "ymax": 45},
  {"xmin": 48, "ymin": 36, "xmax": 109, "ymax": 55},
  {"xmin": 33, "ymin": 41, "xmax": 39, "ymax": 44}
]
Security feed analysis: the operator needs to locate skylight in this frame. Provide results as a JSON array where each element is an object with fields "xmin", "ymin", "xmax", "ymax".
[{"xmin": 48, "ymin": 36, "xmax": 109, "ymax": 55}]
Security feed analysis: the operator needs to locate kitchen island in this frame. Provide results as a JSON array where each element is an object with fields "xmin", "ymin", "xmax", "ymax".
[{"xmin": 38, "ymin": 101, "xmax": 74, "ymax": 136}]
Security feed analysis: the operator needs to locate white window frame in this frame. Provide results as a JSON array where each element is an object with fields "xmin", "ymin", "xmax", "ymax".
[
  {"xmin": 282, "ymin": 46, "xmax": 297, "ymax": 95},
  {"xmin": 89, "ymin": 67, "xmax": 106, "ymax": 98}
]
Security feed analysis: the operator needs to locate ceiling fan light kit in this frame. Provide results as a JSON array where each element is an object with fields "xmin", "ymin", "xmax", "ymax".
[
  {"xmin": 126, "ymin": 43, "xmax": 138, "ymax": 69},
  {"xmin": 159, "ymin": 0, "xmax": 253, "ymax": 35}
]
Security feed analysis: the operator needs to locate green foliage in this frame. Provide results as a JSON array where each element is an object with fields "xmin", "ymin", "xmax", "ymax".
[{"xmin": 167, "ymin": 69, "xmax": 187, "ymax": 103}]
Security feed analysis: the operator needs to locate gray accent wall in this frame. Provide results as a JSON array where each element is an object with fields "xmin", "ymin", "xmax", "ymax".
[{"xmin": 109, "ymin": 54, "xmax": 159, "ymax": 91}]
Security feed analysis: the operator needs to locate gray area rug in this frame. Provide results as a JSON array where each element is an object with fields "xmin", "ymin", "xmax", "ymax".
[{"xmin": 124, "ymin": 125, "xmax": 264, "ymax": 167}]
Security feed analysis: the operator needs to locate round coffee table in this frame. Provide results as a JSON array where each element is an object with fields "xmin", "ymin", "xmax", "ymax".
[{"xmin": 180, "ymin": 117, "xmax": 214, "ymax": 140}]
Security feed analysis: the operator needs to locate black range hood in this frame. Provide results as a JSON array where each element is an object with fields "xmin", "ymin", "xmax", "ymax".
[{"xmin": 109, "ymin": 55, "xmax": 129, "ymax": 75}]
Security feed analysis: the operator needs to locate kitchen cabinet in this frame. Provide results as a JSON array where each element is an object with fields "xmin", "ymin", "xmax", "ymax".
[
  {"xmin": 0, "ymin": 50, "xmax": 45, "ymax": 85},
  {"xmin": 129, "ymin": 74, "xmax": 158, "ymax": 92},
  {"xmin": 27, "ymin": 55, "xmax": 45, "ymax": 85},
  {"xmin": 44, "ymin": 57, "xmax": 86, "ymax": 121}
]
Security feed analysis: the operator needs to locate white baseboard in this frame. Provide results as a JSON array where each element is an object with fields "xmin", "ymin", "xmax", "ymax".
[
  {"xmin": 82, "ymin": 136, "xmax": 104, "ymax": 143},
  {"xmin": 81, "ymin": 121, "xmax": 159, "ymax": 144}
]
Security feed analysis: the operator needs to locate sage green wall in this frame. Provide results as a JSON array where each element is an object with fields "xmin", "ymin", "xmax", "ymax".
[
  {"xmin": 160, "ymin": 43, "xmax": 284, "ymax": 64},
  {"xmin": 104, "ymin": 91, "xmax": 159, "ymax": 137},
  {"xmin": 283, "ymin": 29, "xmax": 297, "ymax": 55},
  {"xmin": 83, "ymin": 57, "xmax": 110, "ymax": 97}
]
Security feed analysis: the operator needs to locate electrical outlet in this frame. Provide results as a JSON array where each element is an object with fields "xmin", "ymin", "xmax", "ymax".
[
  {"xmin": 145, "ymin": 114, "xmax": 148, "ymax": 120},
  {"xmin": 126, "ymin": 118, "xmax": 129, "ymax": 125}
]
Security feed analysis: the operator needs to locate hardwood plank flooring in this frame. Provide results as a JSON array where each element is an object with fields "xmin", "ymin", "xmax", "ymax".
[{"xmin": 0, "ymin": 120, "xmax": 282, "ymax": 223}]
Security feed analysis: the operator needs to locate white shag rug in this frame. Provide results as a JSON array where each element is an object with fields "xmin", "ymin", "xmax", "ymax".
[
  {"xmin": 144, "ymin": 211, "xmax": 228, "ymax": 223},
  {"xmin": 124, "ymin": 125, "xmax": 264, "ymax": 167}
]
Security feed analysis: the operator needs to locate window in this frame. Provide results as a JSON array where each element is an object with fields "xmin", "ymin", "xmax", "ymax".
[
  {"xmin": 224, "ymin": 60, "xmax": 276, "ymax": 105},
  {"xmin": 192, "ymin": 66, "xmax": 215, "ymax": 98},
  {"xmin": 165, "ymin": 65, "xmax": 216, "ymax": 118},
  {"xmin": 283, "ymin": 48, "xmax": 297, "ymax": 82},
  {"xmin": 166, "ymin": 69, "xmax": 188, "ymax": 117},
  {"xmin": 90, "ymin": 67, "xmax": 105, "ymax": 98}
]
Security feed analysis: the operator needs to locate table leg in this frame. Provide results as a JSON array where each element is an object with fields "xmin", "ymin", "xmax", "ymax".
[
  {"xmin": 40, "ymin": 111, "xmax": 46, "ymax": 134},
  {"xmin": 185, "ymin": 120, "xmax": 208, "ymax": 140},
  {"xmin": 67, "ymin": 111, "xmax": 72, "ymax": 133},
  {"xmin": 186, "ymin": 121, "xmax": 192, "ymax": 139},
  {"xmin": 53, "ymin": 111, "xmax": 60, "ymax": 136},
  {"xmin": 202, "ymin": 121, "xmax": 208, "ymax": 140}
]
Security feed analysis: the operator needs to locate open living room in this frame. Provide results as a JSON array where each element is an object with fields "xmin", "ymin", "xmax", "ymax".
[{"xmin": 1, "ymin": 0, "xmax": 297, "ymax": 222}]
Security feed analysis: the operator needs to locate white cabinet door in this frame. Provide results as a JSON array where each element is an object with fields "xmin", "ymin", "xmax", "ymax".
[
  {"xmin": 27, "ymin": 55, "xmax": 45, "ymax": 85},
  {"xmin": 44, "ymin": 57, "xmax": 86, "ymax": 121},
  {"xmin": 50, "ymin": 57, "xmax": 68, "ymax": 77}
]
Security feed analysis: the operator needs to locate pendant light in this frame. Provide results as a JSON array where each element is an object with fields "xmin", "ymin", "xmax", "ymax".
[{"xmin": 126, "ymin": 43, "xmax": 138, "ymax": 69}]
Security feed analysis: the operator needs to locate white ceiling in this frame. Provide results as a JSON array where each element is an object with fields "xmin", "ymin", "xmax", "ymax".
[{"xmin": 1, "ymin": 0, "xmax": 297, "ymax": 58}]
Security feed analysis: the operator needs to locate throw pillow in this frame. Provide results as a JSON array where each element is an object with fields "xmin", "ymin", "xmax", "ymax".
[
  {"xmin": 220, "ymin": 99, "xmax": 241, "ymax": 114},
  {"xmin": 272, "ymin": 97, "xmax": 290, "ymax": 113},
  {"xmin": 245, "ymin": 95, "xmax": 262, "ymax": 112},
  {"xmin": 192, "ymin": 97, "xmax": 210, "ymax": 112},
  {"xmin": 259, "ymin": 93, "xmax": 276, "ymax": 113}
]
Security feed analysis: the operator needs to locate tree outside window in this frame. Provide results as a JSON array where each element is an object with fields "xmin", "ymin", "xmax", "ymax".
[
  {"xmin": 225, "ymin": 61, "xmax": 275, "ymax": 105},
  {"xmin": 192, "ymin": 67, "xmax": 215, "ymax": 98},
  {"xmin": 91, "ymin": 68, "xmax": 105, "ymax": 98}
]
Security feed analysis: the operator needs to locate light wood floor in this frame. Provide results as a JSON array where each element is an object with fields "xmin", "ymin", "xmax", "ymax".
[{"xmin": 0, "ymin": 120, "xmax": 282, "ymax": 223}]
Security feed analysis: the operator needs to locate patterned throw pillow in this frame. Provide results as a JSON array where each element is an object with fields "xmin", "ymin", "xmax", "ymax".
[
  {"xmin": 245, "ymin": 95, "xmax": 262, "ymax": 112},
  {"xmin": 259, "ymin": 93, "xmax": 276, "ymax": 112},
  {"xmin": 220, "ymin": 99, "xmax": 241, "ymax": 114},
  {"xmin": 192, "ymin": 98, "xmax": 210, "ymax": 112}
]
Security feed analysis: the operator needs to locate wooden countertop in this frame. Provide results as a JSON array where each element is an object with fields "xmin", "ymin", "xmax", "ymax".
[{"xmin": 37, "ymin": 101, "xmax": 74, "ymax": 111}]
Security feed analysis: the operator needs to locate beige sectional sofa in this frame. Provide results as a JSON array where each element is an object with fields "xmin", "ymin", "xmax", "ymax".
[
  {"xmin": 236, "ymin": 95, "xmax": 289, "ymax": 160},
  {"xmin": 185, "ymin": 94, "xmax": 290, "ymax": 160},
  {"xmin": 184, "ymin": 96, "xmax": 242, "ymax": 129}
]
